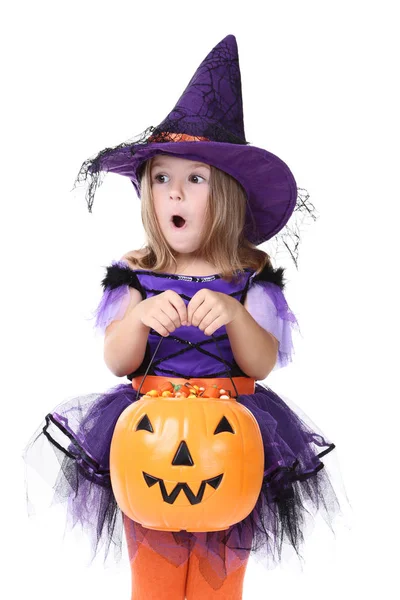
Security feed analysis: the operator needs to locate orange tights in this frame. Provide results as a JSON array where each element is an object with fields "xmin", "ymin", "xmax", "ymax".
[{"xmin": 124, "ymin": 520, "xmax": 249, "ymax": 600}]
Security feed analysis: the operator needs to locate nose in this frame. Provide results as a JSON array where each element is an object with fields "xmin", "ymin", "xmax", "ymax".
[
  {"xmin": 172, "ymin": 440, "xmax": 194, "ymax": 466},
  {"xmin": 170, "ymin": 189, "xmax": 182, "ymax": 201},
  {"xmin": 169, "ymin": 179, "xmax": 184, "ymax": 201}
]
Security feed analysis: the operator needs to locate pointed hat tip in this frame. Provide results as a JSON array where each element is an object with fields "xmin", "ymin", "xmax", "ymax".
[
  {"xmin": 213, "ymin": 34, "xmax": 239, "ymax": 57},
  {"xmin": 219, "ymin": 33, "xmax": 238, "ymax": 46}
]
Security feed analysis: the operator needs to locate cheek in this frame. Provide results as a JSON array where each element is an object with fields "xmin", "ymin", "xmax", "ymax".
[
  {"xmin": 152, "ymin": 193, "xmax": 163, "ymax": 215},
  {"xmin": 193, "ymin": 189, "xmax": 209, "ymax": 216}
]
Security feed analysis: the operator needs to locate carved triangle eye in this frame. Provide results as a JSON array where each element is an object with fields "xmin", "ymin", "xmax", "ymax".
[
  {"xmin": 136, "ymin": 414, "xmax": 154, "ymax": 433},
  {"xmin": 214, "ymin": 416, "xmax": 235, "ymax": 435}
]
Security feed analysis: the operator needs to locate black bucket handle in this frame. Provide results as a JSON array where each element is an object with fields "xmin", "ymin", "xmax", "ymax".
[{"xmin": 135, "ymin": 333, "xmax": 239, "ymax": 401}]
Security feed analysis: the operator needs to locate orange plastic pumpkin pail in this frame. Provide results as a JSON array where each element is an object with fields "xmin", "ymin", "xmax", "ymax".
[{"xmin": 110, "ymin": 393, "xmax": 264, "ymax": 532}]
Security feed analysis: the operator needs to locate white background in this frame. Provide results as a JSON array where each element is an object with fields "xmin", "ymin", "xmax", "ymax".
[{"xmin": 3, "ymin": 0, "xmax": 399, "ymax": 598}]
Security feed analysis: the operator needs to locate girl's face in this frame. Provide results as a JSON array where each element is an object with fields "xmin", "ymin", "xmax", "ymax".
[{"xmin": 150, "ymin": 155, "xmax": 210, "ymax": 259}]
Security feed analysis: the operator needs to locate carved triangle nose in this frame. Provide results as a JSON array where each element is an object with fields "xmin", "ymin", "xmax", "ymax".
[{"xmin": 172, "ymin": 440, "xmax": 194, "ymax": 466}]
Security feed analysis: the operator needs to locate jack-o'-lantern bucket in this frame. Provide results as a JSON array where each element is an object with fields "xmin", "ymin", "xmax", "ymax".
[{"xmin": 110, "ymin": 335, "xmax": 264, "ymax": 532}]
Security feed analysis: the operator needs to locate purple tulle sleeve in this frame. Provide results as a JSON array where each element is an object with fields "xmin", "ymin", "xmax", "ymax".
[
  {"xmin": 246, "ymin": 280, "xmax": 300, "ymax": 370},
  {"xmin": 92, "ymin": 283, "xmax": 131, "ymax": 335}
]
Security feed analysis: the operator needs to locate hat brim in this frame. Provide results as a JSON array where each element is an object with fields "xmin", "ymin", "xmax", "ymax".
[{"xmin": 93, "ymin": 141, "xmax": 297, "ymax": 245}]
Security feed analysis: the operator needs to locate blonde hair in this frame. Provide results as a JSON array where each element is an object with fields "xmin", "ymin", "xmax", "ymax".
[{"xmin": 125, "ymin": 156, "xmax": 272, "ymax": 282}]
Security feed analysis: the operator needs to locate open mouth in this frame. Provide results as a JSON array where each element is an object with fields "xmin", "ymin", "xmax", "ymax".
[
  {"xmin": 143, "ymin": 471, "xmax": 223, "ymax": 505},
  {"xmin": 172, "ymin": 215, "xmax": 187, "ymax": 228}
]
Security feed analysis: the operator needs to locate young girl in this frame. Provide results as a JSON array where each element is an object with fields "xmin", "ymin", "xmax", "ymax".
[{"xmin": 24, "ymin": 34, "xmax": 344, "ymax": 599}]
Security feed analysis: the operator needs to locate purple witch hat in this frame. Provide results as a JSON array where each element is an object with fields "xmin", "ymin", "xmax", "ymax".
[{"xmin": 74, "ymin": 34, "xmax": 316, "ymax": 264}]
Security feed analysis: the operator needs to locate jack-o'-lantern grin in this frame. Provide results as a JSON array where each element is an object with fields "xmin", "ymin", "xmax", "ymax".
[
  {"xmin": 143, "ymin": 472, "xmax": 224, "ymax": 505},
  {"xmin": 110, "ymin": 399, "xmax": 265, "ymax": 530}
]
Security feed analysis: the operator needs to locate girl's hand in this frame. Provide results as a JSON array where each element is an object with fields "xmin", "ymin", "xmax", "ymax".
[
  {"xmin": 136, "ymin": 290, "xmax": 188, "ymax": 337},
  {"xmin": 186, "ymin": 289, "xmax": 240, "ymax": 336}
]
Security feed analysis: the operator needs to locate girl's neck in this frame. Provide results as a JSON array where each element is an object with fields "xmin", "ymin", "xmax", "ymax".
[{"xmin": 168, "ymin": 256, "xmax": 218, "ymax": 276}]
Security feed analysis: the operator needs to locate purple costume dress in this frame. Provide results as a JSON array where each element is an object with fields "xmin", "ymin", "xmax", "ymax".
[{"xmin": 24, "ymin": 259, "xmax": 342, "ymax": 584}]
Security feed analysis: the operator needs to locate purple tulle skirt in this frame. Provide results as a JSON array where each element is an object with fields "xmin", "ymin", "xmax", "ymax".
[{"xmin": 24, "ymin": 381, "xmax": 344, "ymax": 585}]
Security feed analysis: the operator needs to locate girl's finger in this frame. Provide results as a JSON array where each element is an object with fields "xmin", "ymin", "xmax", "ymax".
[
  {"xmin": 173, "ymin": 298, "xmax": 187, "ymax": 327},
  {"xmin": 169, "ymin": 297, "xmax": 188, "ymax": 326},
  {"xmin": 162, "ymin": 304, "xmax": 184, "ymax": 329},
  {"xmin": 204, "ymin": 316, "xmax": 222, "ymax": 336},
  {"xmin": 196, "ymin": 308, "xmax": 215, "ymax": 330},
  {"xmin": 187, "ymin": 295, "xmax": 205, "ymax": 324},
  {"xmin": 191, "ymin": 306, "xmax": 210, "ymax": 327},
  {"xmin": 148, "ymin": 316, "xmax": 170, "ymax": 337}
]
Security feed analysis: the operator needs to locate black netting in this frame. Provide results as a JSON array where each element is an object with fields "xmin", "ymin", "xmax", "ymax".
[{"xmin": 70, "ymin": 32, "xmax": 319, "ymax": 267}]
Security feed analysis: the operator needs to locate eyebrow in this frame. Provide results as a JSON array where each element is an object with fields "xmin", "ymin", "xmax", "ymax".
[{"xmin": 151, "ymin": 161, "xmax": 210, "ymax": 170}]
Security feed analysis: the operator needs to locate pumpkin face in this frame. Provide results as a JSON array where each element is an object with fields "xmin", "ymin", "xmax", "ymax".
[{"xmin": 110, "ymin": 395, "xmax": 264, "ymax": 532}]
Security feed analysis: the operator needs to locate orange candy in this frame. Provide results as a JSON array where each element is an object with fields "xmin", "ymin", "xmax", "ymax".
[
  {"xmin": 202, "ymin": 387, "xmax": 220, "ymax": 398},
  {"xmin": 142, "ymin": 381, "xmax": 231, "ymax": 399},
  {"xmin": 159, "ymin": 381, "xmax": 174, "ymax": 393},
  {"xmin": 176, "ymin": 388, "xmax": 189, "ymax": 398}
]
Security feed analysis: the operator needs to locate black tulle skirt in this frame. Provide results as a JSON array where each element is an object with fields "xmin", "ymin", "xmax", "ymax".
[{"xmin": 23, "ymin": 380, "xmax": 348, "ymax": 583}]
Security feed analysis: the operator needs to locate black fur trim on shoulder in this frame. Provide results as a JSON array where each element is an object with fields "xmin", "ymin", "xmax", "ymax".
[
  {"xmin": 101, "ymin": 262, "xmax": 147, "ymax": 299},
  {"xmin": 252, "ymin": 263, "xmax": 285, "ymax": 290}
]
